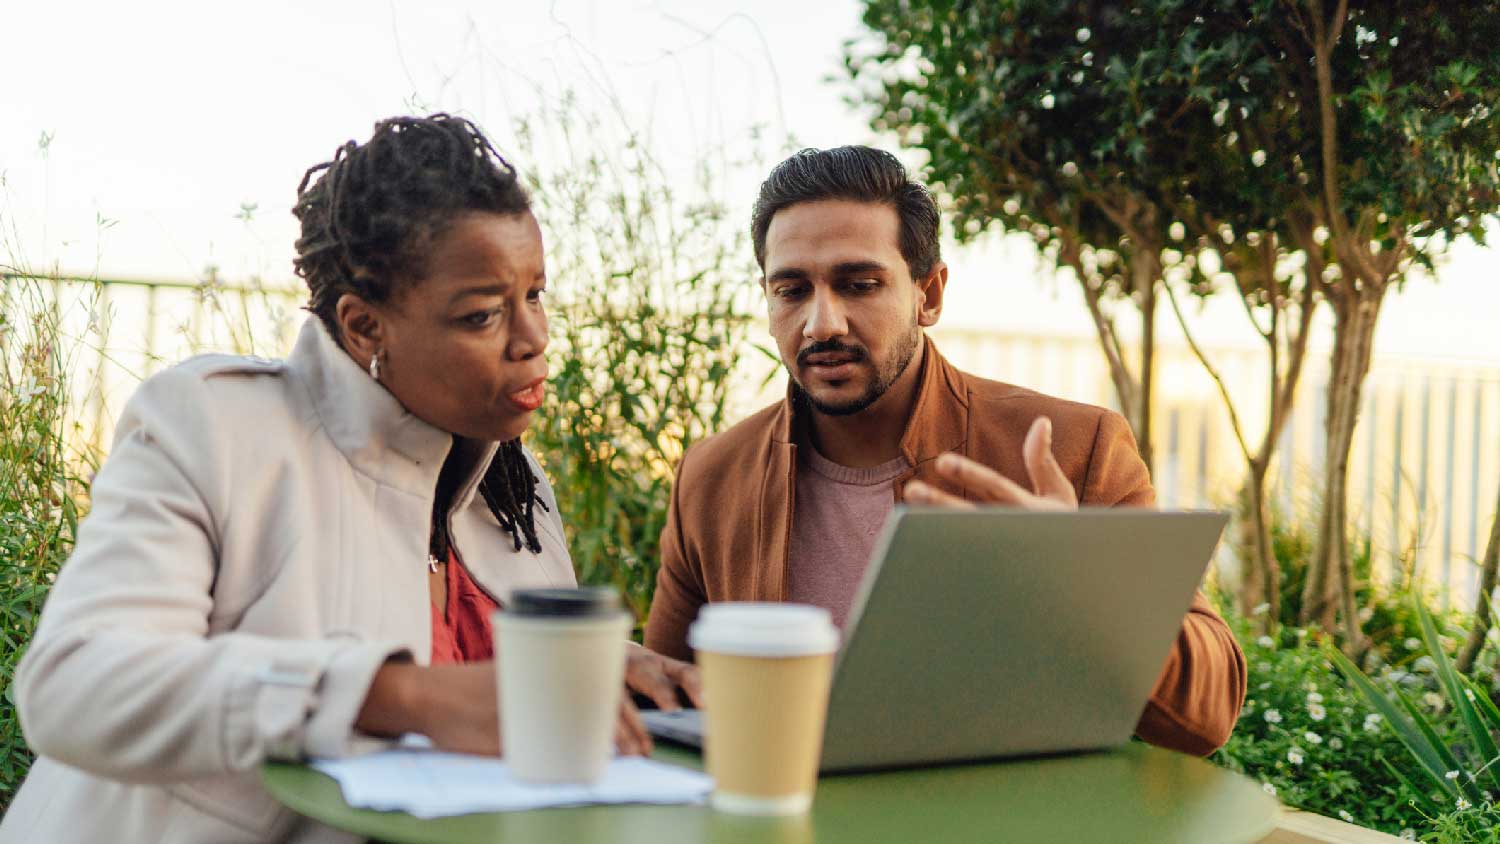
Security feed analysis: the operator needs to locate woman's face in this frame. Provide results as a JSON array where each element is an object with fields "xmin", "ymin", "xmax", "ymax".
[{"xmin": 339, "ymin": 211, "xmax": 549, "ymax": 443}]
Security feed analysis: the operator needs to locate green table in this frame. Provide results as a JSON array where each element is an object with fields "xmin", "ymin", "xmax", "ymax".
[{"xmin": 263, "ymin": 743, "xmax": 1278, "ymax": 844}]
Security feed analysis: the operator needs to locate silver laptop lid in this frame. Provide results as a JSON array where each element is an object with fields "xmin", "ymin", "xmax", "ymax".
[{"xmin": 819, "ymin": 507, "xmax": 1228, "ymax": 772}]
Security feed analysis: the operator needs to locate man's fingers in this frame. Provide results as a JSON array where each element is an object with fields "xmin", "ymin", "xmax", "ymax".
[
  {"xmin": 904, "ymin": 479, "xmax": 977, "ymax": 509},
  {"xmin": 1022, "ymin": 417, "xmax": 1077, "ymax": 505},
  {"xmin": 664, "ymin": 661, "xmax": 705, "ymax": 709},
  {"xmin": 928, "ymin": 454, "xmax": 1039, "ymax": 506},
  {"xmin": 628, "ymin": 660, "xmax": 684, "ymax": 712}
]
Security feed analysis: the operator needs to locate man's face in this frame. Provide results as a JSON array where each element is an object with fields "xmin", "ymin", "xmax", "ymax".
[{"xmin": 761, "ymin": 199, "xmax": 939, "ymax": 416}]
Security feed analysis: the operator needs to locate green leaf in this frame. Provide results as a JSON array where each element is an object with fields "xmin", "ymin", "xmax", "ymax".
[
  {"xmin": 1328, "ymin": 646, "xmax": 1460, "ymax": 799},
  {"xmin": 1414, "ymin": 598, "xmax": 1500, "ymax": 794}
]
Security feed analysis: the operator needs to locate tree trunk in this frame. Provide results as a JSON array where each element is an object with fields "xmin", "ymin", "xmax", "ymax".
[
  {"xmin": 1301, "ymin": 289, "xmax": 1380, "ymax": 654},
  {"xmin": 1137, "ymin": 275, "xmax": 1156, "ymax": 475},
  {"xmin": 1456, "ymin": 477, "xmax": 1500, "ymax": 673},
  {"xmin": 1239, "ymin": 463, "xmax": 1281, "ymax": 630}
]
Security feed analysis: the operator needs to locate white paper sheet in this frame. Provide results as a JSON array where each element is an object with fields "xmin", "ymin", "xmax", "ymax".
[{"xmin": 311, "ymin": 750, "xmax": 714, "ymax": 819}]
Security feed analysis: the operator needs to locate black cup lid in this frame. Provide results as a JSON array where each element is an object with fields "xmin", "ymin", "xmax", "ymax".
[{"xmin": 509, "ymin": 587, "xmax": 622, "ymax": 618}]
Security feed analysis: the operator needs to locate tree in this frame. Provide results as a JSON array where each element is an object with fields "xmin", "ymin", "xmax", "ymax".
[
  {"xmin": 1274, "ymin": 1, "xmax": 1500, "ymax": 642},
  {"xmin": 849, "ymin": 2, "xmax": 1500, "ymax": 645},
  {"xmin": 843, "ymin": 3, "xmax": 1177, "ymax": 471},
  {"xmin": 846, "ymin": 2, "xmax": 1321, "ymax": 619},
  {"xmin": 1456, "ymin": 481, "xmax": 1500, "ymax": 673}
]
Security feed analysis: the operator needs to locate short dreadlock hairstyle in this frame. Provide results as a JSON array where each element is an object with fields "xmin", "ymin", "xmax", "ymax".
[{"xmin": 292, "ymin": 113, "xmax": 547, "ymax": 555}]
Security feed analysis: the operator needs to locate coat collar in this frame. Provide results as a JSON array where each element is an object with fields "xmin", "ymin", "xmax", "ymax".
[
  {"xmin": 287, "ymin": 317, "xmax": 499, "ymax": 502},
  {"xmin": 766, "ymin": 333, "xmax": 969, "ymax": 466}
]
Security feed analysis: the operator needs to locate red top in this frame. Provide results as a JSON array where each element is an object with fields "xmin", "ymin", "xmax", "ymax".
[{"xmin": 430, "ymin": 547, "xmax": 501, "ymax": 664}]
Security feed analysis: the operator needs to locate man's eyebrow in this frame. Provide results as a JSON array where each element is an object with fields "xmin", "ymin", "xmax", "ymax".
[
  {"xmin": 767, "ymin": 267, "xmax": 811, "ymax": 283},
  {"xmin": 831, "ymin": 260, "xmax": 890, "ymax": 276}
]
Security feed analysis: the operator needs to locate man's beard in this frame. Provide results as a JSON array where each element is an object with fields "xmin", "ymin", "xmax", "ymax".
[{"xmin": 788, "ymin": 322, "xmax": 922, "ymax": 417}]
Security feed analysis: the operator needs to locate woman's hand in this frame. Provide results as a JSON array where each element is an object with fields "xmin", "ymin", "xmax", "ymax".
[
  {"xmin": 357, "ymin": 661, "xmax": 502, "ymax": 755},
  {"xmin": 356, "ymin": 659, "xmax": 661, "ymax": 757},
  {"xmin": 624, "ymin": 642, "xmax": 703, "ymax": 711}
]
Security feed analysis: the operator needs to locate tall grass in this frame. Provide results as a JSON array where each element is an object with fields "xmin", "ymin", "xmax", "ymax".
[
  {"xmin": 0, "ymin": 274, "xmax": 99, "ymax": 810},
  {"xmin": 516, "ymin": 102, "xmax": 764, "ymax": 625}
]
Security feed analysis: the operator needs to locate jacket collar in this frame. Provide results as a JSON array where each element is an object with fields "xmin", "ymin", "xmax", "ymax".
[
  {"xmin": 754, "ymin": 333, "xmax": 969, "ymax": 600},
  {"xmin": 768, "ymin": 333, "xmax": 969, "ymax": 466},
  {"xmin": 288, "ymin": 317, "xmax": 500, "ymax": 501}
]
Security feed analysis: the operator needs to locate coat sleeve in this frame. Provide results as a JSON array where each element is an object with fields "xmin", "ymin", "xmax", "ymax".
[
  {"xmin": 643, "ymin": 448, "xmax": 706, "ymax": 662},
  {"xmin": 1082, "ymin": 410, "xmax": 1247, "ymax": 756},
  {"xmin": 13, "ymin": 370, "xmax": 407, "ymax": 785}
]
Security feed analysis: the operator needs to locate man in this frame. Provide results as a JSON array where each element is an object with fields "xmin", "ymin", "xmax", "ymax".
[{"xmin": 642, "ymin": 146, "xmax": 1246, "ymax": 756}]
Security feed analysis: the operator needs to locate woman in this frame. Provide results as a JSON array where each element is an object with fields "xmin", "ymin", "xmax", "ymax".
[{"xmin": 0, "ymin": 114, "xmax": 699, "ymax": 844}]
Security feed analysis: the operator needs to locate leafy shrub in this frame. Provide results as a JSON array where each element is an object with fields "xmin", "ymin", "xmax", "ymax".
[
  {"xmin": 0, "ymin": 276, "xmax": 98, "ymax": 811},
  {"xmin": 1332, "ymin": 599, "xmax": 1500, "ymax": 843},
  {"xmin": 1215, "ymin": 620, "xmax": 1436, "ymax": 836}
]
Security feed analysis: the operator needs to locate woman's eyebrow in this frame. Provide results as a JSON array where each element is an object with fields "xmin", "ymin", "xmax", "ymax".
[{"xmin": 447, "ymin": 283, "xmax": 511, "ymax": 305}]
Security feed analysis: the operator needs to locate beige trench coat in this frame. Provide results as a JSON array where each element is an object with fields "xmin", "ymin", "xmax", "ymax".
[{"xmin": 1, "ymin": 317, "xmax": 576, "ymax": 843}]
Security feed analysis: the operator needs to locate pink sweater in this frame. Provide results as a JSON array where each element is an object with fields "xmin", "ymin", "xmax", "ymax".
[{"xmin": 785, "ymin": 445, "xmax": 907, "ymax": 631}]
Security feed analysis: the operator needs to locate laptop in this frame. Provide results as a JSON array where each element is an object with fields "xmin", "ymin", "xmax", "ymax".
[{"xmin": 641, "ymin": 507, "xmax": 1228, "ymax": 773}]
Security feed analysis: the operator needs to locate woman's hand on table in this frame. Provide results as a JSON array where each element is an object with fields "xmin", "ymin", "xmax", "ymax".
[
  {"xmin": 357, "ymin": 661, "xmax": 502, "ymax": 755},
  {"xmin": 356, "ymin": 659, "xmax": 660, "ymax": 757}
]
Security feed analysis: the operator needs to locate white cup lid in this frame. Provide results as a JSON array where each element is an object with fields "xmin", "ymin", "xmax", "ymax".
[{"xmin": 688, "ymin": 602, "xmax": 839, "ymax": 657}]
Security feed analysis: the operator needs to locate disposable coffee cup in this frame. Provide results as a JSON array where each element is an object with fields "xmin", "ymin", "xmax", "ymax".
[
  {"xmin": 689, "ymin": 603, "xmax": 839, "ymax": 815},
  {"xmin": 495, "ymin": 587, "xmax": 631, "ymax": 784}
]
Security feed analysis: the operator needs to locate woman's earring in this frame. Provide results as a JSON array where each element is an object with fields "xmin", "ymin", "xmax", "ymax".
[{"xmin": 369, "ymin": 350, "xmax": 382, "ymax": 381}]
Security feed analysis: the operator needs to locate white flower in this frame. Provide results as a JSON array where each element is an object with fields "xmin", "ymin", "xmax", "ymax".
[
  {"xmin": 1262, "ymin": 782, "xmax": 1278, "ymax": 796},
  {"xmin": 1251, "ymin": 602, "xmax": 1270, "ymax": 616},
  {"xmin": 1061, "ymin": 161, "xmax": 1078, "ymax": 177},
  {"xmin": 1338, "ymin": 810, "xmax": 1354, "ymax": 823},
  {"xmin": 1041, "ymin": 93, "xmax": 1056, "ymax": 110},
  {"xmin": 1287, "ymin": 748, "xmax": 1304, "ymax": 765},
  {"xmin": 1251, "ymin": 149, "xmax": 1267, "ymax": 167},
  {"xmin": 1258, "ymin": 682, "xmax": 1271, "ymax": 690},
  {"xmin": 16, "ymin": 375, "xmax": 45, "ymax": 405},
  {"xmin": 1070, "ymin": 70, "xmax": 1084, "ymax": 85},
  {"xmin": 1465, "ymin": 688, "xmax": 1477, "ymax": 702},
  {"xmin": 1446, "ymin": 770, "xmax": 1461, "ymax": 781},
  {"xmin": 1257, "ymin": 635, "xmax": 1275, "ymax": 648},
  {"xmin": 1306, "ymin": 691, "xmax": 1324, "ymax": 703},
  {"xmin": 1264, "ymin": 709, "xmax": 1283, "ymax": 724},
  {"xmin": 1304, "ymin": 732, "xmax": 1323, "ymax": 745},
  {"xmin": 1363, "ymin": 713, "xmax": 1382, "ymax": 732},
  {"xmin": 1457, "ymin": 797, "xmax": 1472, "ymax": 811},
  {"xmin": 1328, "ymin": 737, "xmax": 1344, "ymax": 750},
  {"xmin": 1400, "ymin": 831, "xmax": 1417, "ymax": 841},
  {"xmin": 1404, "ymin": 637, "xmax": 1421, "ymax": 650},
  {"xmin": 1076, "ymin": 27, "xmax": 1092, "ymax": 42},
  {"xmin": 1308, "ymin": 703, "xmax": 1327, "ymax": 722},
  {"xmin": 1169, "ymin": 221, "xmax": 1186, "ymax": 241},
  {"xmin": 1423, "ymin": 691, "xmax": 1444, "ymax": 711}
]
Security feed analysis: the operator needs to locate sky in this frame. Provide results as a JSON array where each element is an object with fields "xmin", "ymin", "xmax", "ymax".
[{"xmin": 2, "ymin": 0, "xmax": 1497, "ymax": 365}]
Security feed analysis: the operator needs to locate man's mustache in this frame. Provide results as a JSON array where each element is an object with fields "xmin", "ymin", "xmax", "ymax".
[{"xmin": 796, "ymin": 340, "xmax": 868, "ymax": 367}]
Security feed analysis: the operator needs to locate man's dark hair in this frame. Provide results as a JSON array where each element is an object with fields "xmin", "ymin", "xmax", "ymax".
[
  {"xmin": 292, "ymin": 113, "xmax": 547, "ymax": 556},
  {"xmin": 750, "ymin": 146, "xmax": 941, "ymax": 279}
]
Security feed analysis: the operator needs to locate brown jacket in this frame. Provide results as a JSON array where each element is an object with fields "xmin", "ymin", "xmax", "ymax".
[{"xmin": 644, "ymin": 336, "xmax": 1246, "ymax": 757}]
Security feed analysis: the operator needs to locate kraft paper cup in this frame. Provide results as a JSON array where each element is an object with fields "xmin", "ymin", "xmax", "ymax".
[
  {"xmin": 496, "ymin": 587, "xmax": 632, "ymax": 784},
  {"xmin": 689, "ymin": 603, "xmax": 839, "ymax": 815}
]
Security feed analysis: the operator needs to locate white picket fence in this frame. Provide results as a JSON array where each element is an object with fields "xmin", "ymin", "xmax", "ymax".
[{"xmin": 13, "ymin": 274, "xmax": 1498, "ymax": 609}]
